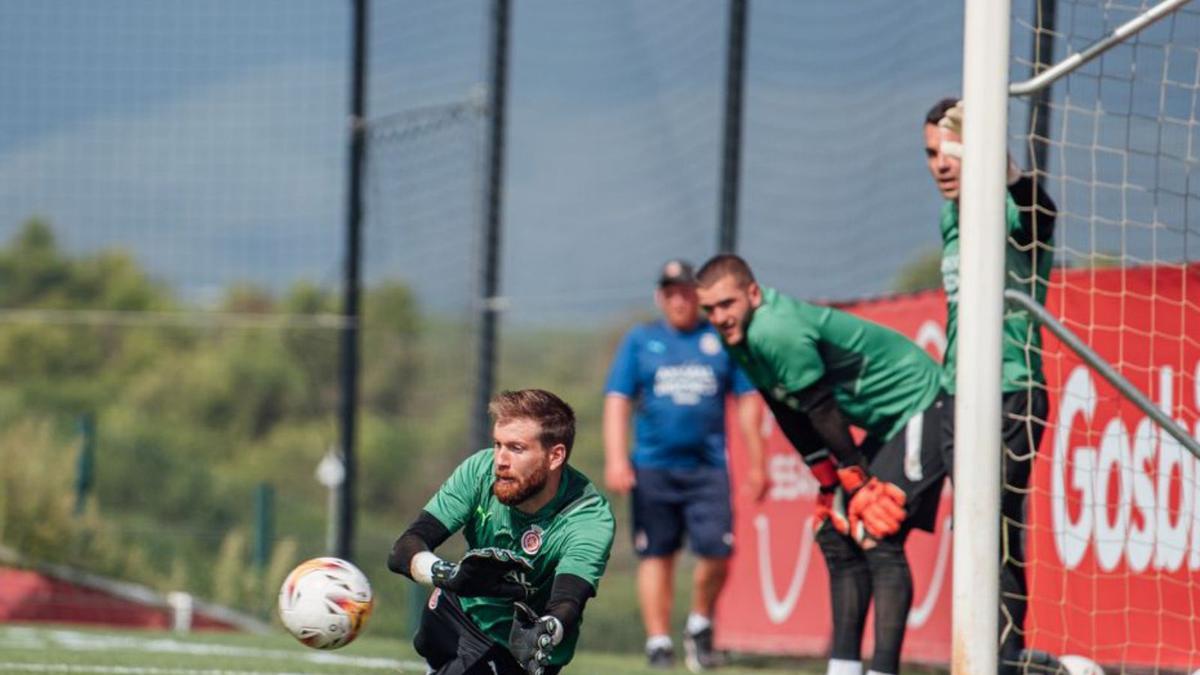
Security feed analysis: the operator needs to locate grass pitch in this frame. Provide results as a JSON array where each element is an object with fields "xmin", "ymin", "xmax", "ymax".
[{"xmin": 0, "ymin": 623, "xmax": 830, "ymax": 674}]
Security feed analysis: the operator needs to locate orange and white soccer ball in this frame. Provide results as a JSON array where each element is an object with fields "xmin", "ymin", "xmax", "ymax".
[{"xmin": 278, "ymin": 557, "xmax": 374, "ymax": 650}]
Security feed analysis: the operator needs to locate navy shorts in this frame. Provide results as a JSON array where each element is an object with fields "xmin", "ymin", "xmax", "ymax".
[{"xmin": 631, "ymin": 466, "xmax": 733, "ymax": 559}]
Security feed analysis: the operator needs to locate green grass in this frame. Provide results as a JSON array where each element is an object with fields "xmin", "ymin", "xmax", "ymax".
[{"xmin": 0, "ymin": 623, "xmax": 831, "ymax": 674}]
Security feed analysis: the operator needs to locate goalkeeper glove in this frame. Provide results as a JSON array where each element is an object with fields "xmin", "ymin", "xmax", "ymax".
[
  {"xmin": 938, "ymin": 99, "xmax": 1022, "ymax": 185},
  {"xmin": 430, "ymin": 547, "xmax": 533, "ymax": 599},
  {"xmin": 839, "ymin": 466, "xmax": 907, "ymax": 541},
  {"xmin": 809, "ymin": 457, "xmax": 852, "ymax": 536},
  {"xmin": 813, "ymin": 487, "xmax": 852, "ymax": 536},
  {"xmin": 509, "ymin": 602, "xmax": 564, "ymax": 675}
]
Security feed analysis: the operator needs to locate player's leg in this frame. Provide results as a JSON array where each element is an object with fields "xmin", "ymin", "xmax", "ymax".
[
  {"xmin": 633, "ymin": 467, "xmax": 686, "ymax": 667},
  {"xmin": 860, "ymin": 402, "xmax": 947, "ymax": 674},
  {"xmin": 681, "ymin": 466, "xmax": 734, "ymax": 672},
  {"xmin": 815, "ymin": 524, "xmax": 872, "ymax": 675},
  {"xmin": 998, "ymin": 387, "xmax": 1048, "ymax": 673},
  {"xmin": 862, "ymin": 530, "xmax": 914, "ymax": 675},
  {"xmin": 638, "ymin": 556, "xmax": 677, "ymax": 663},
  {"xmin": 414, "ymin": 589, "xmax": 529, "ymax": 675},
  {"xmin": 936, "ymin": 394, "xmax": 955, "ymax": 479},
  {"xmin": 413, "ymin": 589, "xmax": 463, "ymax": 671}
]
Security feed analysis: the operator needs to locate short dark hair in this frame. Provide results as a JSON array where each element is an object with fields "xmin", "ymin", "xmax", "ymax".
[
  {"xmin": 696, "ymin": 253, "xmax": 756, "ymax": 289},
  {"xmin": 925, "ymin": 97, "xmax": 959, "ymax": 126},
  {"xmin": 488, "ymin": 389, "xmax": 576, "ymax": 457}
]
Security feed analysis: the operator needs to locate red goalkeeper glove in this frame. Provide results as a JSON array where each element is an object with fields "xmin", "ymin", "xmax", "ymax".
[
  {"xmin": 809, "ymin": 459, "xmax": 849, "ymax": 535},
  {"xmin": 838, "ymin": 466, "xmax": 907, "ymax": 541},
  {"xmin": 813, "ymin": 488, "xmax": 851, "ymax": 536}
]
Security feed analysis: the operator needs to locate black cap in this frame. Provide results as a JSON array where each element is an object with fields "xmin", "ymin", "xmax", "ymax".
[{"xmin": 657, "ymin": 259, "xmax": 696, "ymax": 288}]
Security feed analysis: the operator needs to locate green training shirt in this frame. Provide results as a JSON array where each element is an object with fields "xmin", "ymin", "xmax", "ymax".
[
  {"xmin": 726, "ymin": 287, "xmax": 941, "ymax": 443},
  {"xmin": 424, "ymin": 449, "xmax": 615, "ymax": 667},
  {"xmin": 939, "ymin": 195, "xmax": 1052, "ymax": 394}
]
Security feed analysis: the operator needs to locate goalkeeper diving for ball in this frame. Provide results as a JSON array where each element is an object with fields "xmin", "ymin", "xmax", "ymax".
[
  {"xmin": 387, "ymin": 389, "xmax": 615, "ymax": 675},
  {"xmin": 696, "ymin": 255, "xmax": 947, "ymax": 675}
]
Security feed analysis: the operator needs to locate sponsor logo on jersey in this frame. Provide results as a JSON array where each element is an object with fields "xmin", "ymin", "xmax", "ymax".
[
  {"xmin": 653, "ymin": 364, "xmax": 717, "ymax": 405},
  {"xmin": 700, "ymin": 332, "xmax": 722, "ymax": 356},
  {"xmin": 521, "ymin": 525, "xmax": 543, "ymax": 555},
  {"xmin": 941, "ymin": 253, "xmax": 960, "ymax": 303}
]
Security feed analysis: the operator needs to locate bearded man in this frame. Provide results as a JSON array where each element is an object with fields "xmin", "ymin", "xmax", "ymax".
[{"xmin": 388, "ymin": 389, "xmax": 615, "ymax": 675}]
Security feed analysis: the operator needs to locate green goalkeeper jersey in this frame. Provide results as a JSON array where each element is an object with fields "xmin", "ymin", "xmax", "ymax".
[
  {"xmin": 939, "ymin": 194, "xmax": 1052, "ymax": 394},
  {"xmin": 424, "ymin": 449, "xmax": 615, "ymax": 666},
  {"xmin": 726, "ymin": 287, "xmax": 941, "ymax": 443}
]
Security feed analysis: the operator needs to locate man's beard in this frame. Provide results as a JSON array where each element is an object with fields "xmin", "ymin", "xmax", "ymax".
[{"xmin": 493, "ymin": 460, "xmax": 550, "ymax": 506}]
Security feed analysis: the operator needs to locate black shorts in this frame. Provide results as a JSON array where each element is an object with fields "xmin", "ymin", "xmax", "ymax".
[
  {"xmin": 631, "ymin": 466, "xmax": 733, "ymax": 558},
  {"xmin": 938, "ymin": 387, "xmax": 1050, "ymax": 486},
  {"xmin": 413, "ymin": 588, "xmax": 561, "ymax": 675},
  {"xmin": 860, "ymin": 395, "xmax": 949, "ymax": 533}
]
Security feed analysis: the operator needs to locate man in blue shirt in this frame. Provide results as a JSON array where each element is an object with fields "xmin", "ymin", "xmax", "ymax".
[{"xmin": 603, "ymin": 260, "xmax": 765, "ymax": 672}]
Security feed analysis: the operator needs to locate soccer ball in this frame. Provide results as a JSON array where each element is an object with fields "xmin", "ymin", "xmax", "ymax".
[
  {"xmin": 1059, "ymin": 655, "xmax": 1105, "ymax": 675},
  {"xmin": 278, "ymin": 557, "xmax": 374, "ymax": 650}
]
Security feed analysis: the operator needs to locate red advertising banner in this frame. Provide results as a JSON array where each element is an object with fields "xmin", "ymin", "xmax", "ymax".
[{"xmin": 715, "ymin": 265, "xmax": 1200, "ymax": 672}]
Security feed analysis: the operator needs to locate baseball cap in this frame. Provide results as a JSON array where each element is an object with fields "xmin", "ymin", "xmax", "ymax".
[{"xmin": 657, "ymin": 259, "xmax": 696, "ymax": 288}]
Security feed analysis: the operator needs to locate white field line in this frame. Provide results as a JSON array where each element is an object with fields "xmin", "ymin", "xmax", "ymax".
[
  {"xmin": 0, "ymin": 664, "xmax": 316, "ymax": 674},
  {"xmin": 0, "ymin": 627, "xmax": 427, "ymax": 672}
]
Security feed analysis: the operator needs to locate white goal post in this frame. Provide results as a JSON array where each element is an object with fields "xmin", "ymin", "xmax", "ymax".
[{"xmin": 953, "ymin": 1, "xmax": 1195, "ymax": 673}]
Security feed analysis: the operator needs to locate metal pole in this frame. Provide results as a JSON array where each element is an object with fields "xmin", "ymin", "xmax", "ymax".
[
  {"xmin": 470, "ymin": 0, "xmax": 511, "ymax": 452},
  {"xmin": 74, "ymin": 413, "xmax": 96, "ymax": 515},
  {"xmin": 717, "ymin": 0, "xmax": 748, "ymax": 254},
  {"xmin": 1006, "ymin": 289, "xmax": 1200, "ymax": 460},
  {"xmin": 336, "ymin": 0, "xmax": 368, "ymax": 561},
  {"xmin": 953, "ymin": 0, "xmax": 1010, "ymax": 672},
  {"xmin": 1024, "ymin": 0, "xmax": 1056, "ymax": 175},
  {"xmin": 1009, "ymin": 0, "xmax": 1190, "ymax": 96}
]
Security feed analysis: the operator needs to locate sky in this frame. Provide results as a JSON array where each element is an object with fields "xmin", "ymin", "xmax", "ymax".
[{"xmin": 0, "ymin": 1, "xmax": 1195, "ymax": 323}]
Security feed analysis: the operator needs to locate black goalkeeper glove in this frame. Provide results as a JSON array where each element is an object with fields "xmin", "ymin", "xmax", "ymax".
[
  {"xmin": 430, "ymin": 547, "xmax": 533, "ymax": 599},
  {"xmin": 509, "ymin": 602, "xmax": 563, "ymax": 675}
]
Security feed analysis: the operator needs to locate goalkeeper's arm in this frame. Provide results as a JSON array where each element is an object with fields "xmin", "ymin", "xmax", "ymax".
[
  {"xmin": 764, "ymin": 380, "xmax": 866, "ymax": 472},
  {"xmin": 1008, "ymin": 174, "xmax": 1058, "ymax": 247},
  {"xmin": 389, "ymin": 514, "xmax": 533, "ymax": 598},
  {"xmin": 387, "ymin": 510, "xmax": 452, "ymax": 582},
  {"xmin": 772, "ymin": 382, "xmax": 909, "ymax": 539},
  {"xmin": 543, "ymin": 573, "xmax": 594, "ymax": 630},
  {"xmin": 508, "ymin": 574, "xmax": 594, "ymax": 674}
]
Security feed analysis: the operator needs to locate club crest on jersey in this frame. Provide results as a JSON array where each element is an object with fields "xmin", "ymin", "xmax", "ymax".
[
  {"xmin": 520, "ymin": 525, "xmax": 544, "ymax": 555},
  {"xmin": 700, "ymin": 332, "xmax": 721, "ymax": 355}
]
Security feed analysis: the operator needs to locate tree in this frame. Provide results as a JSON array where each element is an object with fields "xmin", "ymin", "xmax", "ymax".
[{"xmin": 892, "ymin": 246, "xmax": 944, "ymax": 294}]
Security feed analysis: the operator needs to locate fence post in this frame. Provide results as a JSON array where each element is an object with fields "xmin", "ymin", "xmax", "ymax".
[{"xmin": 74, "ymin": 413, "xmax": 96, "ymax": 515}]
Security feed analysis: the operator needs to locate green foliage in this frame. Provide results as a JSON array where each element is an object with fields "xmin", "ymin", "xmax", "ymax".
[
  {"xmin": 0, "ymin": 218, "xmax": 364, "ymax": 615},
  {"xmin": 892, "ymin": 246, "xmax": 944, "ymax": 294},
  {"xmin": 0, "ymin": 217, "xmax": 653, "ymax": 654},
  {"xmin": 212, "ymin": 529, "xmax": 250, "ymax": 607}
]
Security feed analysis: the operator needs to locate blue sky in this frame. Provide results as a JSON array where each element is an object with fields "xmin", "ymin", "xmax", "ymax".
[{"xmin": 0, "ymin": 1, "xmax": 1194, "ymax": 321}]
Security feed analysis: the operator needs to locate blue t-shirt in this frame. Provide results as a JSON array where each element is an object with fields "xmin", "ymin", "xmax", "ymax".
[{"xmin": 604, "ymin": 320, "xmax": 754, "ymax": 469}]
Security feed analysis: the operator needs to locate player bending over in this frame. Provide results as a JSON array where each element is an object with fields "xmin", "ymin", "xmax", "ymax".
[
  {"xmin": 388, "ymin": 389, "xmax": 615, "ymax": 675},
  {"xmin": 696, "ymin": 254, "xmax": 947, "ymax": 675}
]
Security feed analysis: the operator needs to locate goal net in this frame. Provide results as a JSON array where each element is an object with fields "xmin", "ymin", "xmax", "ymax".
[{"xmin": 999, "ymin": 0, "xmax": 1200, "ymax": 670}]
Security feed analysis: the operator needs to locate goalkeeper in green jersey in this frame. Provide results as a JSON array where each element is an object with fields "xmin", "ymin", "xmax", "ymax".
[
  {"xmin": 387, "ymin": 389, "xmax": 615, "ymax": 675},
  {"xmin": 925, "ymin": 98, "xmax": 1068, "ymax": 675},
  {"xmin": 696, "ymin": 254, "xmax": 948, "ymax": 675}
]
